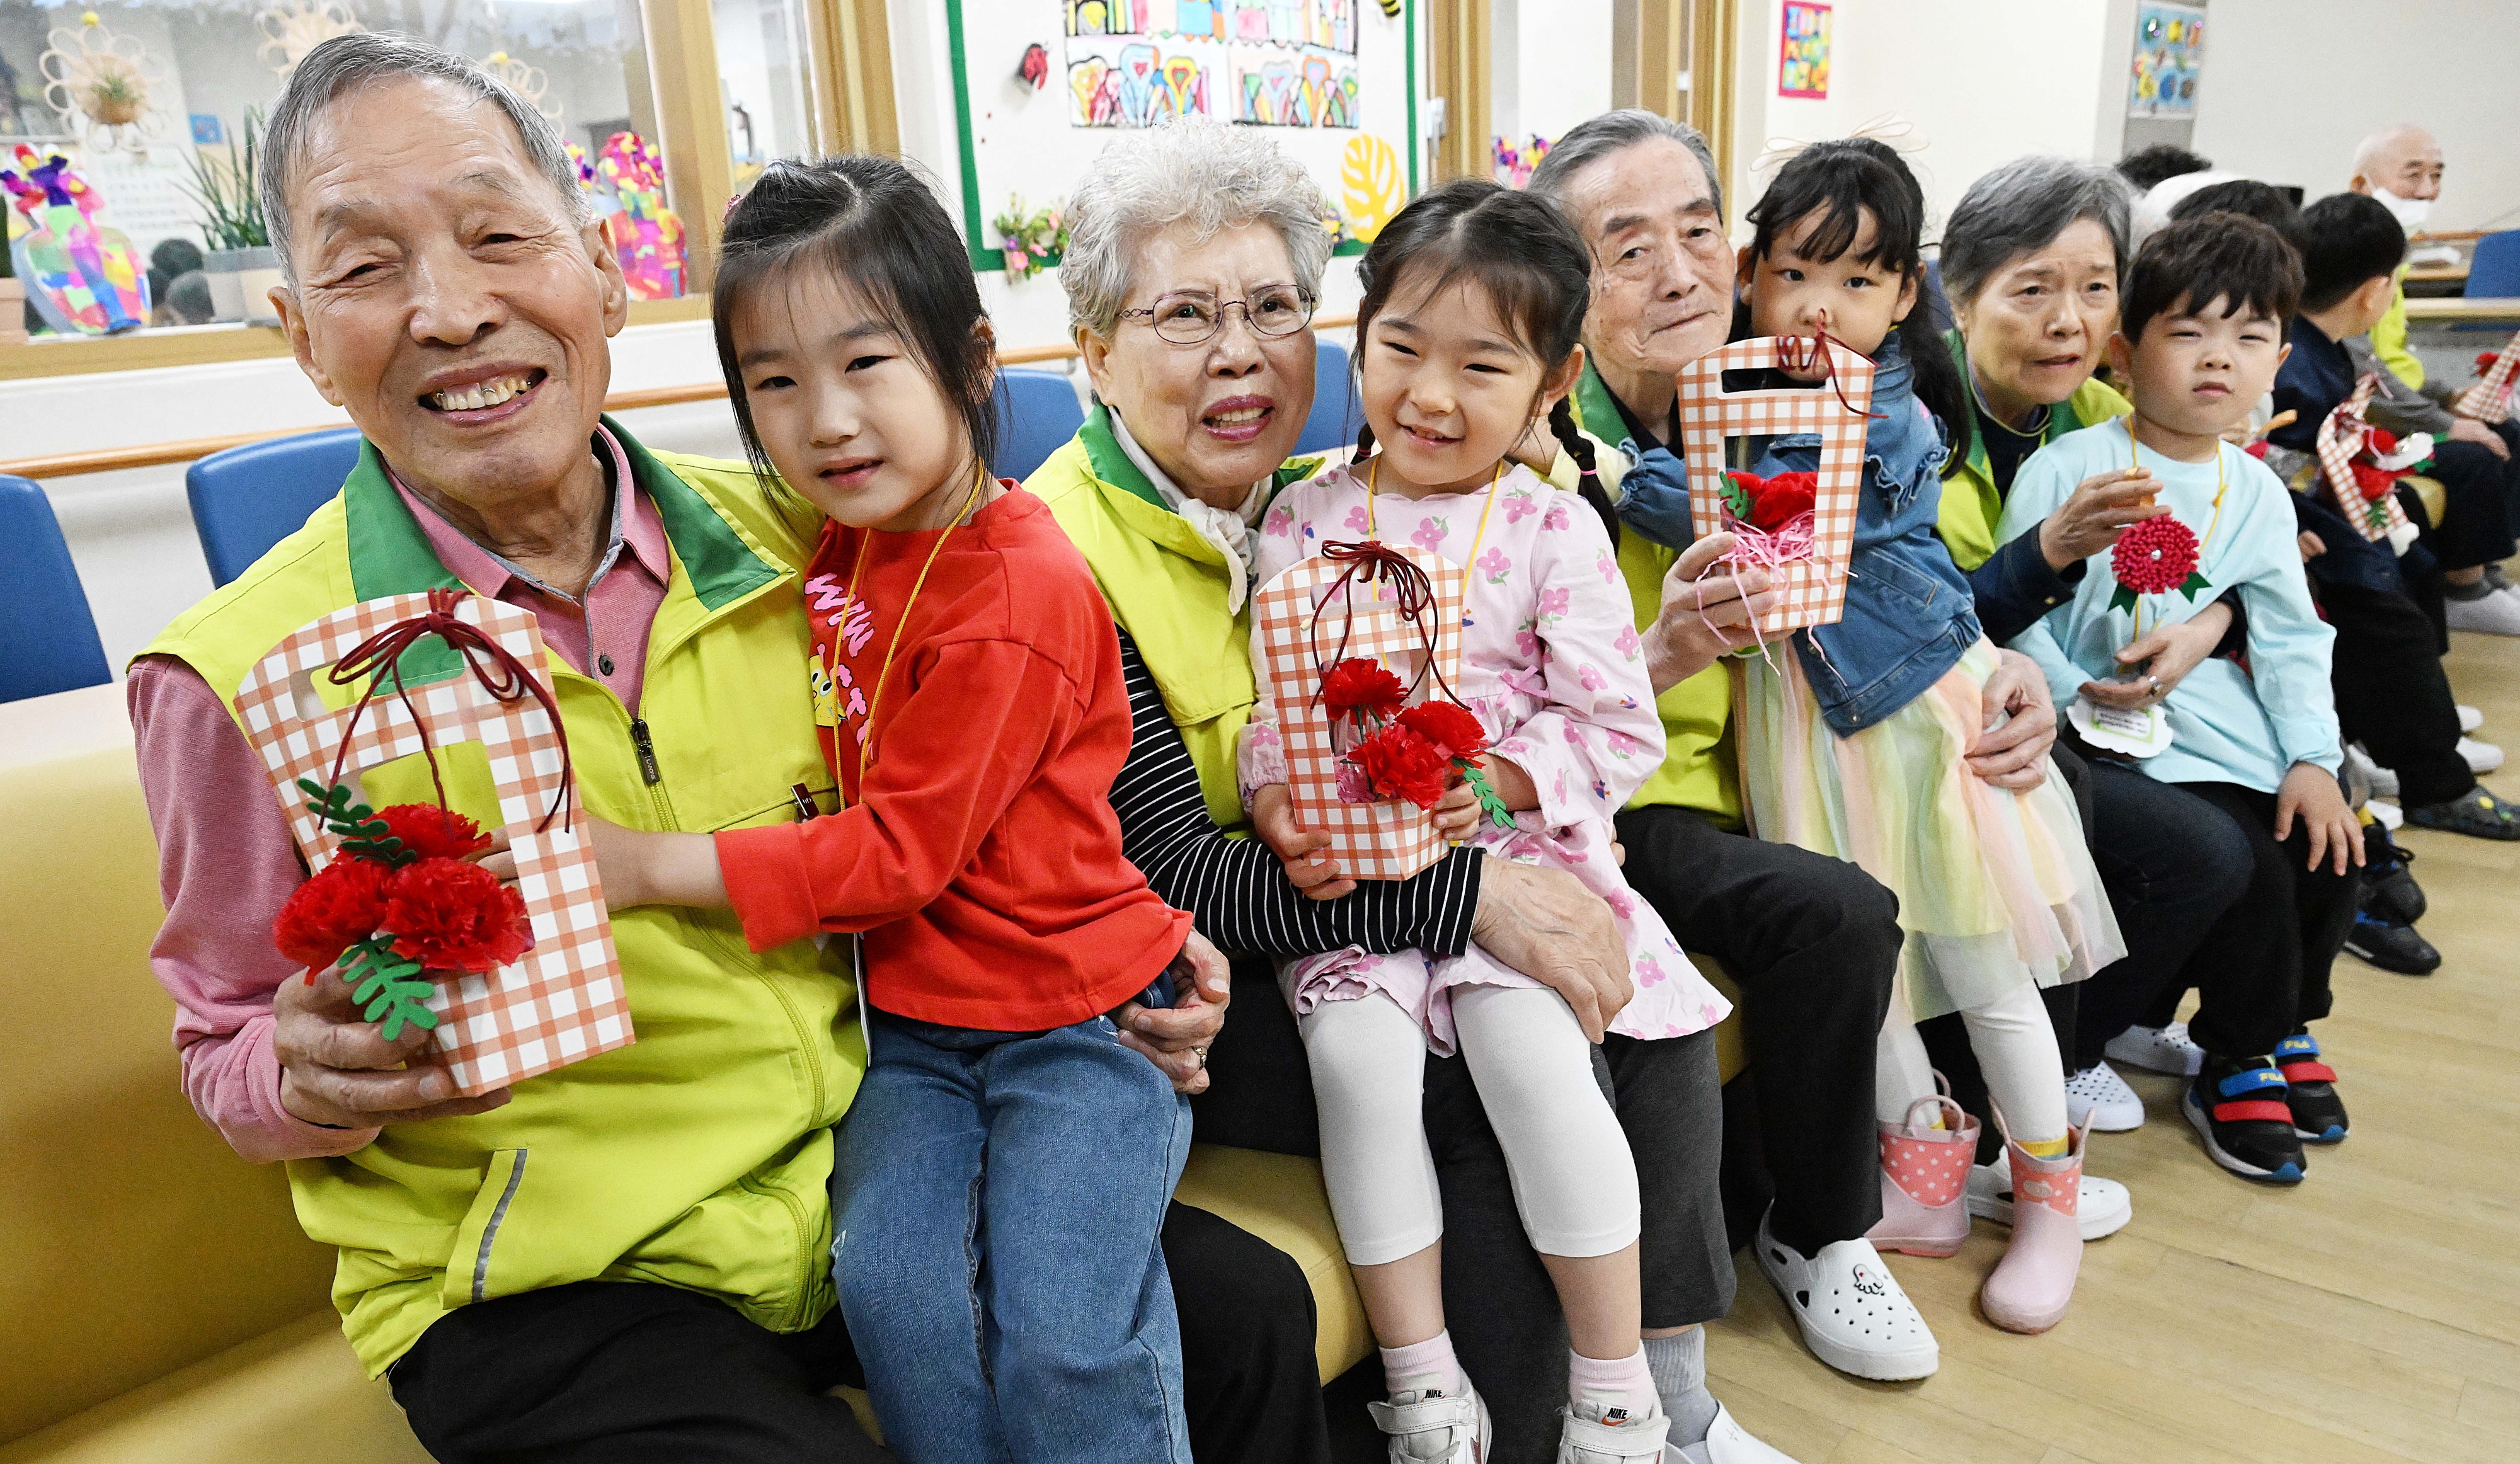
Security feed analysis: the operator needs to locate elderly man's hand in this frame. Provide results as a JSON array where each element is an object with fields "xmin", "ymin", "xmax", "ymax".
[
  {"xmin": 2447, "ymin": 415, "xmax": 2511, "ymax": 459},
  {"xmin": 1115, "ymin": 930, "xmax": 1232, "ymax": 1095},
  {"xmin": 1644, "ymin": 532, "xmax": 1783, "ymax": 694},
  {"xmin": 274, "ymin": 966, "xmax": 513, "ymax": 1130},
  {"xmin": 1967, "ymin": 649, "xmax": 2058, "ymax": 790},
  {"xmin": 1469, "ymin": 859, "xmax": 1632, "ymax": 1041}
]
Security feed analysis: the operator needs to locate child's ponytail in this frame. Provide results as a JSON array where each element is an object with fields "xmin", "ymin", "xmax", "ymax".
[{"xmin": 1547, "ymin": 395, "xmax": 1620, "ymax": 545}]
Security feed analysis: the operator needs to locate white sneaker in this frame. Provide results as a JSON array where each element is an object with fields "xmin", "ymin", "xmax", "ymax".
[
  {"xmin": 2446, "ymin": 588, "xmax": 2520, "ymax": 636},
  {"xmin": 1559, "ymin": 1400, "xmax": 1668, "ymax": 1463},
  {"xmin": 2064, "ymin": 1062, "xmax": 2146, "ymax": 1131},
  {"xmin": 2460, "ymin": 704, "xmax": 2485, "ymax": 734},
  {"xmin": 2104, "ymin": 1022, "xmax": 2204, "ymax": 1077},
  {"xmin": 1751, "ymin": 1209, "xmax": 1937, "ymax": 1381},
  {"xmin": 1967, "ymin": 1159, "xmax": 2133, "ymax": 1240},
  {"xmin": 1671, "ymin": 1402, "xmax": 1804, "ymax": 1463},
  {"xmin": 2460, "ymin": 736, "xmax": 2505, "ymax": 774},
  {"xmin": 2371, "ymin": 798, "xmax": 2406, "ymax": 830},
  {"xmin": 1370, "ymin": 1386, "xmax": 1491, "ymax": 1463}
]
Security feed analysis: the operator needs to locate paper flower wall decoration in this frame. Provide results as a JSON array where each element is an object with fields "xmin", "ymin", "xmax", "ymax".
[
  {"xmin": 992, "ymin": 194, "xmax": 1067, "ymax": 280},
  {"xmin": 257, "ymin": 0, "xmax": 365, "ymax": 79},
  {"xmin": 483, "ymin": 51, "xmax": 562, "ymax": 122},
  {"xmin": 39, "ymin": 13, "xmax": 170, "ymax": 157}
]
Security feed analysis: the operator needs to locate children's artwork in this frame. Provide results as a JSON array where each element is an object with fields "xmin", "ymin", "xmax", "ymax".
[
  {"xmin": 591, "ymin": 131, "xmax": 686, "ymax": 300},
  {"xmin": 1252, "ymin": 542, "xmax": 1467, "ymax": 881},
  {"xmin": 1777, "ymin": 3, "xmax": 1831, "ymax": 100},
  {"xmin": 2457, "ymin": 332, "xmax": 2520, "ymax": 424},
  {"xmin": 2315, "ymin": 374, "xmax": 2424, "ymax": 549},
  {"xmin": 2127, "ymin": 2, "xmax": 2206, "ymax": 119},
  {"xmin": 2, "ymin": 145, "xmax": 149, "ymax": 335},
  {"xmin": 1675, "ymin": 335, "xmax": 1876, "ymax": 638},
  {"xmin": 1491, "ymin": 133, "xmax": 1550, "ymax": 189},
  {"xmin": 949, "ymin": 0, "xmax": 1415, "ymax": 271},
  {"xmin": 236, "ymin": 590, "xmax": 635, "ymax": 1096}
]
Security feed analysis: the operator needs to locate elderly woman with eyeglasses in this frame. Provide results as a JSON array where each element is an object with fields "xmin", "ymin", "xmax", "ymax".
[{"xmin": 1028, "ymin": 118, "xmax": 1797, "ymax": 1464}]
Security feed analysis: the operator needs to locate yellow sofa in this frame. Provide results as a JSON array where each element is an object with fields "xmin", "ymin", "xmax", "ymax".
[{"xmin": 0, "ymin": 682, "xmax": 1740, "ymax": 1460}]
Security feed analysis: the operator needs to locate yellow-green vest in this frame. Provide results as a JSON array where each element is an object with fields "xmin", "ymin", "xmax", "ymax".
[
  {"xmin": 1569, "ymin": 362, "xmax": 1743, "ymax": 826},
  {"xmin": 1029, "ymin": 404, "xmax": 1325, "ymax": 833},
  {"xmin": 2372, "ymin": 271, "xmax": 2422, "ymax": 391},
  {"xmin": 1937, "ymin": 329, "xmax": 2133, "ymax": 571},
  {"xmin": 140, "ymin": 420, "xmax": 863, "ymax": 1376}
]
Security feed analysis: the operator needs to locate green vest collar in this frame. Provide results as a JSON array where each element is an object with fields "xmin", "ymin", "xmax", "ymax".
[
  {"xmin": 1078, "ymin": 403, "xmax": 1169, "ymax": 510},
  {"xmin": 1075, "ymin": 400, "xmax": 1329, "ymax": 558},
  {"xmin": 1574, "ymin": 358, "xmax": 1640, "ymax": 454},
  {"xmin": 1946, "ymin": 328, "xmax": 2101, "ymax": 485},
  {"xmin": 341, "ymin": 416, "xmax": 784, "ymax": 683}
]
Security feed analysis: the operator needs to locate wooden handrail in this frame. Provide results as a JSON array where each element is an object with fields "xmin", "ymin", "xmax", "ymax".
[{"xmin": 1, "ymin": 314, "xmax": 1353, "ymax": 480}]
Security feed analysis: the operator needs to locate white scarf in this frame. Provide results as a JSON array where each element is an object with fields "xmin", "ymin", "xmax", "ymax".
[{"xmin": 1106, "ymin": 408, "xmax": 1271, "ymax": 614}]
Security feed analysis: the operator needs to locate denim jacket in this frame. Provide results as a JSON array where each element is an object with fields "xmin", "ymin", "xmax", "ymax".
[{"xmin": 1748, "ymin": 331, "xmax": 1980, "ymax": 735}]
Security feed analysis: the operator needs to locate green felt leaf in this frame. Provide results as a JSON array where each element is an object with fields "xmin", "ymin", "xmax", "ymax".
[
  {"xmin": 2177, "ymin": 571, "xmax": 2212, "ymax": 600},
  {"xmin": 1719, "ymin": 472, "xmax": 1754, "ymax": 522},
  {"xmin": 2109, "ymin": 584, "xmax": 2141, "ymax": 615}
]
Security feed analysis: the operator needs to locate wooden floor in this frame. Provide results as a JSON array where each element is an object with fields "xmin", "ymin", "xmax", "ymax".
[{"xmin": 1706, "ymin": 628, "xmax": 2520, "ymax": 1464}]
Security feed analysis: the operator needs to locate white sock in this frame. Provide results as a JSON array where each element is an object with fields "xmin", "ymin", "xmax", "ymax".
[
  {"xmin": 1567, "ymin": 1345, "xmax": 1660, "ymax": 1426},
  {"xmin": 1380, "ymin": 1330, "xmax": 1465, "ymax": 1400},
  {"xmin": 1644, "ymin": 1329, "xmax": 1719, "ymax": 1444}
]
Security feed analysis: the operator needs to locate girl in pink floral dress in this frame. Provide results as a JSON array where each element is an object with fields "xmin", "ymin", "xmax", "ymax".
[{"xmin": 1237, "ymin": 180, "xmax": 1729, "ymax": 1464}]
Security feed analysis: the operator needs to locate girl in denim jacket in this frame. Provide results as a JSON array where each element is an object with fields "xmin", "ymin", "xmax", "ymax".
[{"xmin": 1727, "ymin": 142, "xmax": 2123, "ymax": 1337}]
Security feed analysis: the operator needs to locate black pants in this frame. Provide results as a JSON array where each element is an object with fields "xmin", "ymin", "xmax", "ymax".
[
  {"xmin": 2325, "ymin": 577, "xmax": 2475, "ymax": 807},
  {"xmin": 2067, "ymin": 760, "xmax": 2255, "ymax": 1068},
  {"xmin": 1614, "ymin": 804, "xmax": 1901, "ymax": 1256},
  {"xmin": 392, "ymin": 1203, "xmax": 1330, "ymax": 1464},
  {"xmin": 2412, "ymin": 437, "xmax": 2519, "ymax": 574},
  {"xmin": 2170, "ymin": 781, "xmax": 2361, "ymax": 1059}
]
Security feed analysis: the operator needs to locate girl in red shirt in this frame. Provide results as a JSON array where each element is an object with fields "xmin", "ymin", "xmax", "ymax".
[{"xmin": 585, "ymin": 156, "xmax": 1202, "ymax": 1464}]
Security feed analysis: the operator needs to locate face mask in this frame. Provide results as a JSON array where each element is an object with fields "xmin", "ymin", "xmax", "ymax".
[{"xmin": 2373, "ymin": 186, "xmax": 2432, "ymax": 231}]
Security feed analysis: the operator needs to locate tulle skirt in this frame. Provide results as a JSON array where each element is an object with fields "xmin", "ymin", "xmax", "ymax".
[{"xmin": 1738, "ymin": 638, "xmax": 2123, "ymax": 1021}]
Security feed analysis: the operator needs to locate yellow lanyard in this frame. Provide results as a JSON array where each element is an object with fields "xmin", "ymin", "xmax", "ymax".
[
  {"xmin": 834, "ymin": 470, "xmax": 990, "ymax": 805},
  {"xmin": 2122, "ymin": 419, "xmax": 2226, "ymax": 638},
  {"xmin": 1364, "ymin": 454, "xmax": 1505, "ymax": 569}
]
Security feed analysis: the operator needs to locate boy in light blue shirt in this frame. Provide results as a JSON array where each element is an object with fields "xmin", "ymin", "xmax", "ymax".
[{"xmin": 1998, "ymin": 212, "xmax": 2362, "ymax": 1187}]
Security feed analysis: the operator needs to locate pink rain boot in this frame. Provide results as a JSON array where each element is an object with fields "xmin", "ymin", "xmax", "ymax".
[
  {"xmin": 1865, "ymin": 1087, "xmax": 1978, "ymax": 1258},
  {"xmin": 1979, "ymin": 1105, "xmax": 2086, "ymax": 1334}
]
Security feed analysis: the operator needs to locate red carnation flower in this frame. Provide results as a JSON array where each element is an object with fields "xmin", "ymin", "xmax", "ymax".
[
  {"xmin": 1349, "ymin": 724, "xmax": 1453, "ymax": 809},
  {"xmin": 1321, "ymin": 658, "xmax": 1407, "ymax": 722},
  {"xmin": 1397, "ymin": 701, "xmax": 1489, "ymax": 762},
  {"xmin": 2366, "ymin": 428, "xmax": 2399, "ymax": 458},
  {"xmin": 2110, "ymin": 513, "xmax": 2202, "ymax": 596},
  {"xmin": 1747, "ymin": 471, "xmax": 1818, "ymax": 532},
  {"xmin": 381, "ymin": 857, "xmax": 531, "ymax": 973},
  {"xmin": 2478, "ymin": 351, "xmax": 2502, "ymax": 377},
  {"xmin": 273, "ymin": 859, "xmax": 391, "ymax": 973},
  {"xmin": 375, "ymin": 804, "xmax": 493, "ymax": 862},
  {"xmin": 2347, "ymin": 459, "xmax": 2400, "ymax": 501}
]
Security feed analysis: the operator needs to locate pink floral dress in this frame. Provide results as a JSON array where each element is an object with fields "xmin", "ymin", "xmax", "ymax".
[{"xmin": 1240, "ymin": 462, "xmax": 1732, "ymax": 1055}]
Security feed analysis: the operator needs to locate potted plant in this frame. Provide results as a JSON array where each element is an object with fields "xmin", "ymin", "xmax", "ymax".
[
  {"xmin": 183, "ymin": 110, "xmax": 281, "ymax": 326},
  {"xmin": 84, "ymin": 63, "xmax": 145, "ymax": 126}
]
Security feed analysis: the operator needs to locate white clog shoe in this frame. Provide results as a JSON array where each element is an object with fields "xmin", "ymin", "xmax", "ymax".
[{"xmin": 1752, "ymin": 1208, "xmax": 1937, "ymax": 1381}]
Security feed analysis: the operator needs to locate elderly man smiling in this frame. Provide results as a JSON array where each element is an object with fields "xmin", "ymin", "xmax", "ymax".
[{"xmin": 123, "ymin": 34, "xmax": 1331, "ymax": 1464}]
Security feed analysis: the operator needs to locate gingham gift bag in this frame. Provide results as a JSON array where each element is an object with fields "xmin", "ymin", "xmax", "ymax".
[
  {"xmin": 2454, "ymin": 328, "xmax": 2519, "ymax": 424},
  {"xmin": 1675, "ymin": 336, "xmax": 1877, "ymax": 638},
  {"xmin": 2317, "ymin": 372, "xmax": 2417, "ymax": 546},
  {"xmin": 1251, "ymin": 544, "xmax": 1467, "ymax": 882},
  {"xmin": 235, "ymin": 592, "xmax": 634, "ymax": 1095}
]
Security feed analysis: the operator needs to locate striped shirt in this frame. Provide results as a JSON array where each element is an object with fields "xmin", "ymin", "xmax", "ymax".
[{"xmin": 1111, "ymin": 628, "xmax": 1482, "ymax": 959}]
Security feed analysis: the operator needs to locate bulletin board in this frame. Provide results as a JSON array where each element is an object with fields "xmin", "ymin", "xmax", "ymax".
[
  {"xmin": 944, "ymin": 0, "xmax": 1419, "ymax": 272},
  {"xmin": 2126, "ymin": 2, "xmax": 2206, "ymax": 118}
]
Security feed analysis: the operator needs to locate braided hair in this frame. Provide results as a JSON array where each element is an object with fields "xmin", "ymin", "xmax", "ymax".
[{"xmin": 1349, "ymin": 178, "xmax": 1618, "ymax": 542}]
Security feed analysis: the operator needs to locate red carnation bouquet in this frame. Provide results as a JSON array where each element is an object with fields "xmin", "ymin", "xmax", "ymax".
[
  {"xmin": 272, "ymin": 785, "xmax": 531, "ymax": 1040},
  {"xmin": 1319, "ymin": 657, "xmax": 1513, "ymax": 830},
  {"xmin": 1717, "ymin": 469, "xmax": 1818, "ymax": 535},
  {"xmin": 2339, "ymin": 426, "xmax": 2432, "ymax": 532}
]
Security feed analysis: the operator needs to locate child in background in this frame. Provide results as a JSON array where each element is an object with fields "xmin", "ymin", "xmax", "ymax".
[
  {"xmin": 1729, "ymin": 141, "xmax": 2123, "ymax": 1341},
  {"xmin": 580, "ymin": 157, "xmax": 1203, "ymax": 1463},
  {"xmin": 1999, "ymin": 212, "xmax": 2362, "ymax": 1186},
  {"xmin": 1242, "ymin": 180, "xmax": 1732, "ymax": 1464}
]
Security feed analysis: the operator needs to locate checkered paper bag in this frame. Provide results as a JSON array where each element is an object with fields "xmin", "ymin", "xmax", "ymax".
[
  {"xmin": 235, "ymin": 592, "xmax": 633, "ymax": 1095},
  {"xmin": 1675, "ymin": 336, "xmax": 1876, "ymax": 638},
  {"xmin": 2317, "ymin": 373, "xmax": 2417, "ymax": 546},
  {"xmin": 2455, "ymin": 329, "xmax": 2520, "ymax": 423},
  {"xmin": 1251, "ymin": 544, "xmax": 1467, "ymax": 882}
]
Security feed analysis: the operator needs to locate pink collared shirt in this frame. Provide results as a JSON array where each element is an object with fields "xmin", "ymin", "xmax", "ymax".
[{"xmin": 128, "ymin": 428, "xmax": 672, "ymax": 1162}]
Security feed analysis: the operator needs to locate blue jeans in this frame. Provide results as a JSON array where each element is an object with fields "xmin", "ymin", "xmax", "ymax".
[{"xmin": 833, "ymin": 982, "xmax": 1194, "ymax": 1464}]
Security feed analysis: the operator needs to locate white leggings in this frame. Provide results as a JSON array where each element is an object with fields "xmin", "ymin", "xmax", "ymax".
[
  {"xmin": 1876, "ymin": 981, "xmax": 2070, "ymax": 1145},
  {"xmin": 1300, "ymin": 986, "xmax": 1641, "ymax": 1266}
]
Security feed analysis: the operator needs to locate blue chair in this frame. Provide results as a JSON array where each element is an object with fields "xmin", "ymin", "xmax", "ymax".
[
  {"xmin": 186, "ymin": 426, "xmax": 366, "ymax": 587},
  {"xmin": 1294, "ymin": 338, "xmax": 1361, "ymax": 458},
  {"xmin": 2464, "ymin": 230, "xmax": 2520, "ymax": 299},
  {"xmin": 992, "ymin": 368, "xmax": 1087, "ymax": 483},
  {"xmin": 0, "ymin": 474, "xmax": 112, "ymax": 703}
]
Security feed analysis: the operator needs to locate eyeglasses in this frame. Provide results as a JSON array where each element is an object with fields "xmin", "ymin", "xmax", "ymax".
[{"xmin": 1117, "ymin": 285, "xmax": 1317, "ymax": 346}]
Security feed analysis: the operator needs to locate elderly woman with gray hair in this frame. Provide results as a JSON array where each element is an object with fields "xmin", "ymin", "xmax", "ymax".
[
  {"xmin": 1030, "ymin": 119, "xmax": 1794, "ymax": 1463},
  {"xmin": 1932, "ymin": 155, "xmax": 2259, "ymax": 1142}
]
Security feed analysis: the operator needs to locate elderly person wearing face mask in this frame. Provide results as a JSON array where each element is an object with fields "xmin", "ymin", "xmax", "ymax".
[
  {"xmin": 2347, "ymin": 125, "xmax": 2444, "ymax": 394},
  {"xmin": 1030, "ymin": 118, "xmax": 1796, "ymax": 1464}
]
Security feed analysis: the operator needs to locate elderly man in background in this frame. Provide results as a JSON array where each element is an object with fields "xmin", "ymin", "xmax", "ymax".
[
  {"xmin": 123, "ymin": 34, "xmax": 1346, "ymax": 1464},
  {"xmin": 2347, "ymin": 124, "xmax": 2445, "ymax": 393}
]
